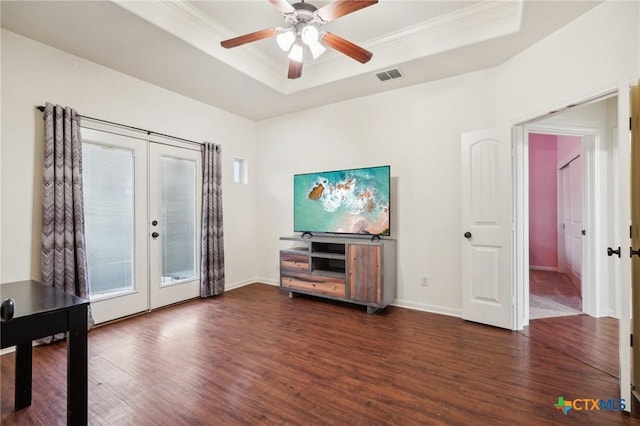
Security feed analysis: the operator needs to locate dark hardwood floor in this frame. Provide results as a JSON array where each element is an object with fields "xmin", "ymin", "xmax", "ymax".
[
  {"xmin": 519, "ymin": 315, "xmax": 619, "ymax": 379},
  {"xmin": 2, "ymin": 283, "xmax": 640, "ymax": 425}
]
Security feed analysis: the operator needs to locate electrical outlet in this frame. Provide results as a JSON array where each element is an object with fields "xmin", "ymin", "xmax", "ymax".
[{"xmin": 420, "ymin": 276, "xmax": 428, "ymax": 286}]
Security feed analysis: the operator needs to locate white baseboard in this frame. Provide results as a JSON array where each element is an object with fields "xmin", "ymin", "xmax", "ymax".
[
  {"xmin": 255, "ymin": 278, "xmax": 279, "ymax": 286},
  {"xmin": 529, "ymin": 266, "xmax": 558, "ymax": 272},
  {"xmin": 225, "ymin": 277, "xmax": 278, "ymax": 291},
  {"xmin": 392, "ymin": 299, "xmax": 462, "ymax": 318}
]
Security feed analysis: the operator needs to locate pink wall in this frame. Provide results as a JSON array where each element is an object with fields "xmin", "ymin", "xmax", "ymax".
[
  {"xmin": 557, "ymin": 135, "xmax": 582, "ymax": 164},
  {"xmin": 529, "ymin": 134, "xmax": 558, "ymax": 268}
]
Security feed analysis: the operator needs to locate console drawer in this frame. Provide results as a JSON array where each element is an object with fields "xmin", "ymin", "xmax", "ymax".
[
  {"xmin": 280, "ymin": 252, "xmax": 310, "ymax": 272},
  {"xmin": 281, "ymin": 273, "xmax": 346, "ymax": 298}
]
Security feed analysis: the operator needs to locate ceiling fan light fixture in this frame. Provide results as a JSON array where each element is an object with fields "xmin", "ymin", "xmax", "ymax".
[
  {"xmin": 288, "ymin": 42, "xmax": 304, "ymax": 63},
  {"xmin": 220, "ymin": 0, "xmax": 379, "ymax": 79},
  {"xmin": 276, "ymin": 30, "xmax": 296, "ymax": 52}
]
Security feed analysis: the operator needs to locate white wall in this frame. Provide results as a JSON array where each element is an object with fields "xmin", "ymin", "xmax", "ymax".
[
  {"xmin": 256, "ymin": 69, "xmax": 497, "ymax": 316},
  {"xmin": 256, "ymin": 0, "xmax": 639, "ymax": 317},
  {"xmin": 0, "ymin": 29, "xmax": 258, "ymax": 288},
  {"xmin": 496, "ymin": 0, "xmax": 639, "ymax": 126}
]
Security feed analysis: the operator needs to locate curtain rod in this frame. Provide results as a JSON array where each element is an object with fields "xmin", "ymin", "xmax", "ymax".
[{"xmin": 36, "ymin": 105, "xmax": 203, "ymax": 147}]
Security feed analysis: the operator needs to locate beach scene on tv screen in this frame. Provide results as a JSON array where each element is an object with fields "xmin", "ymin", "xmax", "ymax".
[{"xmin": 294, "ymin": 166, "xmax": 390, "ymax": 235}]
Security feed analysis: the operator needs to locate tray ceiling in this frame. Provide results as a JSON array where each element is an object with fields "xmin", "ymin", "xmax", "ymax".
[{"xmin": 1, "ymin": 1, "xmax": 601, "ymax": 120}]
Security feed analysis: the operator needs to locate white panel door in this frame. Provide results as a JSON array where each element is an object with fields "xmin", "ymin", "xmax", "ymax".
[
  {"xmin": 569, "ymin": 157, "xmax": 582, "ymax": 279},
  {"xmin": 148, "ymin": 143, "xmax": 202, "ymax": 309},
  {"xmin": 560, "ymin": 156, "xmax": 582, "ymax": 280},
  {"xmin": 616, "ymin": 84, "xmax": 633, "ymax": 410},
  {"xmin": 560, "ymin": 165, "xmax": 571, "ymax": 272},
  {"xmin": 627, "ymin": 82, "xmax": 638, "ymax": 408},
  {"xmin": 462, "ymin": 129, "xmax": 514, "ymax": 329},
  {"xmin": 81, "ymin": 128, "xmax": 149, "ymax": 324}
]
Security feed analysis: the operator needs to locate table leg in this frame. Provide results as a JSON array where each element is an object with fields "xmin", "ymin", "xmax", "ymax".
[
  {"xmin": 15, "ymin": 341, "xmax": 32, "ymax": 410},
  {"xmin": 67, "ymin": 305, "xmax": 88, "ymax": 425}
]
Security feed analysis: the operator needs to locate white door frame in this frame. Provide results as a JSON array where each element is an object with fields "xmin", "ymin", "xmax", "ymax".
[
  {"xmin": 513, "ymin": 91, "xmax": 617, "ymax": 330},
  {"xmin": 523, "ymin": 124, "xmax": 598, "ymax": 324}
]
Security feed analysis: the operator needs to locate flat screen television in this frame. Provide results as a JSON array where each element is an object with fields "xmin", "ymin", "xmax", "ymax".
[{"xmin": 294, "ymin": 165, "xmax": 390, "ymax": 236}]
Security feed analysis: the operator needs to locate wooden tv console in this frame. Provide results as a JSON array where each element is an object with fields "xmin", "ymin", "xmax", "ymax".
[{"xmin": 279, "ymin": 235, "xmax": 396, "ymax": 314}]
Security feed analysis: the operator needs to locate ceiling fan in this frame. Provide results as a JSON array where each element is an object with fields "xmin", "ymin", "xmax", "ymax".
[{"xmin": 220, "ymin": 0, "xmax": 378, "ymax": 79}]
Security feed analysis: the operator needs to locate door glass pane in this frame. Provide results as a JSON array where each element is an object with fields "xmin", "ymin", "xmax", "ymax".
[
  {"xmin": 161, "ymin": 156, "xmax": 197, "ymax": 285},
  {"xmin": 83, "ymin": 143, "xmax": 135, "ymax": 297}
]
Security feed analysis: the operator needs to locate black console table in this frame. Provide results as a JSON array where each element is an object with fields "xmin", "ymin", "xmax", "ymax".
[{"xmin": 0, "ymin": 280, "xmax": 89, "ymax": 425}]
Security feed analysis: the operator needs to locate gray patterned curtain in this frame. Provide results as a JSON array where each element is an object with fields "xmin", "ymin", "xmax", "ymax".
[
  {"xmin": 200, "ymin": 142, "xmax": 225, "ymax": 297},
  {"xmin": 40, "ymin": 103, "xmax": 94, "ymax": 342}
]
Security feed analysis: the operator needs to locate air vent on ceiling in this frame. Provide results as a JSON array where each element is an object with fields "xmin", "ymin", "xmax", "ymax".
[{"xmin": 375, "ymin": 68, "xmax": 403, "ymax": 82}]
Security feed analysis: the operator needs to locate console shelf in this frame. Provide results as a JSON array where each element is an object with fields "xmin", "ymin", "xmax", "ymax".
[{"xmin": 279, "ymin": 235, "xmax": 396, "ymax": 314}]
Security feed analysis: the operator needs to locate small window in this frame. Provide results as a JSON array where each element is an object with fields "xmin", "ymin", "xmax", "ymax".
[{"xmin": 233, "ymin": 157, "xmax": 247, "ymax": 184}]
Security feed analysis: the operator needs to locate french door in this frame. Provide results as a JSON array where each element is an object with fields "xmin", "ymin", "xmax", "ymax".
[
  {"xmin": 148, "ymin": 143, "xmax": 201, "ymax": 310},
  {"xmin": 81, "ymin": 128, "xmax": 201, "ymax": 324}
]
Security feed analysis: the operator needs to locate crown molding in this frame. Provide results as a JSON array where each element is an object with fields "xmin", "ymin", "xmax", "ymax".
[
  {"xmin": 296, "ymin": 0, "xmax": 523, "ymax": 90},
  {"xmin": 112, "ymin": 0, "xmax": 523, "ymax": 95},
  {"xmin": 369, "ymin": 0, "xmax": 523, "ymax": 60}
]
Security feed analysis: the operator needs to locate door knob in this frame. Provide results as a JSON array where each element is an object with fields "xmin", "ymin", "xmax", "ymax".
[
  {"xmin": 631, "ymin": 247, "xmax": 640, "ymax": 258},
  {"xmin": 464, "ymin": 232, "xmax": 472, "ymax": 239},
  {"xmin": 152, "ymin": 232, "xmax": 159, "ymax": 239},
  {"xmin": 607, "ymin": 247, "xmax": 621, "ymax": 257}
]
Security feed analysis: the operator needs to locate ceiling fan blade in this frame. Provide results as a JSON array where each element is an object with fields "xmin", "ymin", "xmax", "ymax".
[
  {"xmin": 269, "ymin": 0, "xmax": 295, "ymax": 14},
  {"xmin": 288, "ymin": 59, "xmax": 303, "ymax": 79},
  {"xmin": 322, "ymin": 32, "xmax": 373, "ymax": 64},
  {"xmin": 315, "ymin": 0, "xmax": 378, "ymax": 23},
  {"xmin": 220, "ymin": 28, "xmax": 279, "ymax": 49}
]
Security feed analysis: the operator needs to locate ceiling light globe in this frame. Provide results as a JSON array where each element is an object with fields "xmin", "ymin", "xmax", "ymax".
[
  {"xmin": 308, "ymin": 40, "xmax": 326, "ymax": 59},
  {"xmin": 288, "ymin": 43, "xmax": 304, "ymax": 63},
  {"xmin": 300, "ymin": 26, "xmax": 319, "ymax": 45},
  {"xmin": 276, "ymin": 31, "xmax": 295, "ymax": 51}
]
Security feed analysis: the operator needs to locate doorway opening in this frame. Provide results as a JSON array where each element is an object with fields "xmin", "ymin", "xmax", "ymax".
[
  {"xmin": 517, "ymin": 94, "xmax": 618, "ymax": 326},
  {"xmin": 528, "ymin": 132, "xmax": 584, "ymax": 320},
  {"xmin": 512, "ymin": 85, "xmax": 633, "ymax": 410},
  {"xmin": 513, "ymin": 92, "xmax": 625, "ymax": 399}
]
